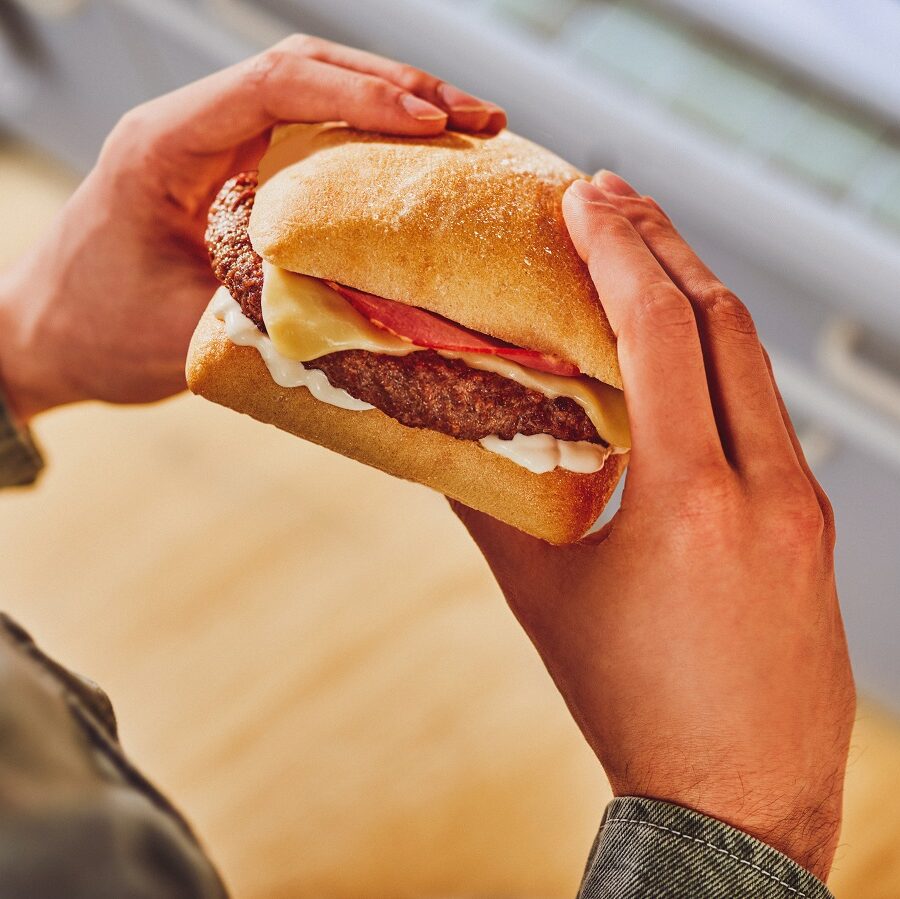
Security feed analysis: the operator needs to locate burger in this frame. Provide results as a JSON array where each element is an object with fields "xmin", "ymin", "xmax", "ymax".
[{"xmin": 187, "ymin": 123, "xmax": 630, "ymax": 544}]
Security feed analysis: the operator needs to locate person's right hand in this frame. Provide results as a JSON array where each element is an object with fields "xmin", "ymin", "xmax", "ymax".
[
  {"xmin": 0, "ymin": 35, "xmax": 504, "ymax": 423},
  {"xmin": 453, "ymin": 172, "xmax": 855, "ymax": 881}
]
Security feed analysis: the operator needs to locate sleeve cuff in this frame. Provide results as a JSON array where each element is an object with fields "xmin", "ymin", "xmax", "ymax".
[
  {"xmin": 578, "ymin": 796, "xmax": 834, "ymax": 899},
  {"xmin": 0, "ymin": 391, "xmax": 44, "ymax": 487}
]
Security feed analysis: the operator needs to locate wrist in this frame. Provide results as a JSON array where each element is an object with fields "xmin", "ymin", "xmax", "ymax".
[
  {"xmin": 0, "ymin": 262, "xmax": 68, "ymax": 422},
  {"xmin": 712, "ymin": 797, "xmax": 841, "ymax": 882},
  {"xmin": 613, "ymin": 779, "xmax": 842, "ymax": 881}
]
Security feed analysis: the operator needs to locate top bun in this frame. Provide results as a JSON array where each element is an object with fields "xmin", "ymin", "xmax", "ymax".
[{"xmin": 249, "ymin": 124, "xmax": 621, "ymax": 388}]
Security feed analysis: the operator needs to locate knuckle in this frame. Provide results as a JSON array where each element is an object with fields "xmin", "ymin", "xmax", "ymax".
[
  {"xmin": 249, "ymin": 34, "xmax": 318, "ymax": 86},
  {"xmin": 680, "ymin": 471, "xmax": 736, "ymax": 518},
  {"xmin": 642, "ymin": 195, "xmax": 668, "ymax": 219},
  {"xmin": 767, "ymin": 484, "xmax": 826, "ymax": 544},
  {"xmin": 668, "ymin": 473, "xmax": 741, "ymax": 533},
  {"xmin": 820, "ymin": 492, "xmax": 835, "ymax": 530},
  {"xmin": 691, "ymin": 460, "xmax": 737, "ymax": 497},
  {"xmin": 111, "ymin": 102, "xmax": 153, "ymax": 141},
  {"xmin": 819, "ymin": 491, "xmax": 836, "ymax": 549},
  {"xmin": 693, "ymin": 457, "xmax": 735, "ymax": 489},
  {"xmin": 695, "ymin": 286, "xmax": 757, "ymax": 337},
  {"xmin": 365, "ymin": 77, "xmax": 402, "ymax": 105},
  {"xmin": 101, "ymin": 103, "xmax": 161, "ymax": 173},
  {"xmin": 627, "ymin": 195, "xmax": 671, "ymax": 235},
  {"xmin": 394, "ymin": 65, "xmax": 437, "ymax": 93},
  {"xmin": 278, "ymin": 32, "xmax": 321, "ymax": 56},
  {"xmin": 633, "ymin": 283, "xmax": 696, "ymax": 335},
  {"xmin": 246, "ymin": 45, "xmax": 289, "ymax": 89},
  {"xmin": 590, "ymin": 209, "xmax": 635, "ymax": 243}
]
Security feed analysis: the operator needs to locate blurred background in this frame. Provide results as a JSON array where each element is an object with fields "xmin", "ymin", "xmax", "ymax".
[{"xmin": 1, "ymin": 0, "xmax": 899, "ymax": 896}]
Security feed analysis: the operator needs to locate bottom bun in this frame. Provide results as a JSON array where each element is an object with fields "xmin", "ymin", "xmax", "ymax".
[{"xmin": 186, "ymin": 301, "xmax": 628, "ymax": 544}]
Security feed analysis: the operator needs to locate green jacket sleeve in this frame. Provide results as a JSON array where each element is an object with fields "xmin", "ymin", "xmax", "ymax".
[
  {"xmin": 578, "ymin": 796, "xmax": 834, "ymax": 899},
  {"xmin": 0, "ymin": 389, "xmax": 43, "ymax": 487},
  {"xmin": 0, "ymin": 614, "xmax": 227, "ymax": 899}
]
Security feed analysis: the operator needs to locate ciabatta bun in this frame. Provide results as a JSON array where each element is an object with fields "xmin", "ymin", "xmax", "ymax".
[
  {"xmin": 186, "ymin": 302, "xmax": 627, "ymax": 545},
  {"xmin": 249, "ymin": 124, "xmax": 621, "ymax": 389}
]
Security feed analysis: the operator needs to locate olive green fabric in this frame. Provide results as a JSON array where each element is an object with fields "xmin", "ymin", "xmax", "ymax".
[
  {"xmin": 0, "ymin": 389, "xmax": 43, "ymax": 487},
  {"xmin": 579, "ymin": 796, "xmax": 834, "ymax": 898},
  {"xmin": 0, "ymin": 615, "xmax": 227, "ymax": 899}
]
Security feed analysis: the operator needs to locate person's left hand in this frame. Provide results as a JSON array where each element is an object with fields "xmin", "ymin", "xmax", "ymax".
[
  {"xmin": 452, "ymin": 171, "xmax": 854, "ymax": 880},
  {"xmin": 0, "ymin": 35, "xmax": 505, "ymax": 421}
]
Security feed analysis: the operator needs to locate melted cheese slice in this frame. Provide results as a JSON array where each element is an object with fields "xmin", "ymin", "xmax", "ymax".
[
  {"xmin": 261, "ymin": 262, "xmax": 631, "ymax": 449},
  {"xmin": 261, "ymin": 262, "xmax": 417, "ymax": 358}
]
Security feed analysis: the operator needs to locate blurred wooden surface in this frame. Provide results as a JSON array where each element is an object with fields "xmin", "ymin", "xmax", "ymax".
[{"xmin": 2, "ymin": 140, "xmax": 900, "ymax": 898}]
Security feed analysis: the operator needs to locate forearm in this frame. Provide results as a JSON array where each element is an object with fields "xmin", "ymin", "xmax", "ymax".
[
  {"xmin": 578, "ymin": 797, "xmax": 835, "ymax": 899},
  {"xmin": 0, "ymin": 190, "xmax": 90, "ymax": 424}
]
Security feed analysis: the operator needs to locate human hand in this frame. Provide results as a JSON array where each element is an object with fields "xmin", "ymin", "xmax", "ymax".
[
  {"xmin": 453, "ymin": 172, "xmax": 855, "ymax": 880},
  {"xmin": 0, "ymin": 35, "xmax": 505, "ymax": 421}
]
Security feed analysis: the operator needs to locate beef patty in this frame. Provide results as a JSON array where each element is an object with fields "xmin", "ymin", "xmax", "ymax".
[{"xmin": 206, "ymin": 173, "xmax": 602, "ymax": 445}]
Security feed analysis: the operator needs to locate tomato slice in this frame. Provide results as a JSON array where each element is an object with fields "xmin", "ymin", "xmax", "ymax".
[{"xmin": 326, "ymin": 281, "xmax": 580, "ymax": 377}]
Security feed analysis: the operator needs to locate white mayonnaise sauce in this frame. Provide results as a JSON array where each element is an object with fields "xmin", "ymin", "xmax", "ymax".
[
  {"xmin": 212, "ymin": 287, "xmax": 374, "ymax": 411},
  {"xmin": 480, "ymin": 433, "xmax": 613, "ymax": 474},
  {"xmin": 212, "ymin": 287, "xmax": 617, "ymax": 474}
]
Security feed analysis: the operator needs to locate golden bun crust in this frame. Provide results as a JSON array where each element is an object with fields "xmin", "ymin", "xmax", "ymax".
[
  {"xmin": 187, "ymin": 302, "xmax": 627, "ymax": 544},
  {"xmin": 249, "ymin": 124, "xmax": 621, "ymax": 389}
]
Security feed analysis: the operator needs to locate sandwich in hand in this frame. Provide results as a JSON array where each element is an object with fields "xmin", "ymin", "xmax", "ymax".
[{"xmin": 187, "ymin": 124, "xmax": 630, "ymax": 544}]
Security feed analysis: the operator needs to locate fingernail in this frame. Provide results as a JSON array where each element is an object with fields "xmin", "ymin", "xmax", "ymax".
[
  {"xmin": 594, "ymin": 170, "xmax": 638, "ymax": 197},
  {"xmin": 401, "ymin": 94, "xmax": 447, "ymax": 121},
  {"xmin": 438, "ymin": 83, "xmax": 490, "ymax": 113},
  {"xmin": 486, "ymin": 106, "xmax": 508, "ymax": 132},
  {"xmin": 569, "ymin": 179, "xmax": 607, "ymax": 203}
]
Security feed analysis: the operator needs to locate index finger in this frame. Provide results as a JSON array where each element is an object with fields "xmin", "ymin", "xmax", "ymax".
[
  {"xmin": 563, "ymin": 180, "xmax": 723, "ymax": 473},
  {"xmin": 295, "ymin": 37, "xmax": 507, "ymax": 134},
  {"xmin": 592, "ymin": 172, "xmax": 801, "ymax": 479},
  {"xmin": 119, "ymin": 38, "xmax": 459, "ymax": 163}
]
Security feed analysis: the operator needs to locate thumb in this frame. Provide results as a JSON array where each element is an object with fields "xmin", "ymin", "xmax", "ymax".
[
  {"xmin": 448, "ymin": 499, "xmax": 549, "ymax": 573},
  {"xmin": 448, "ymin": 500, "xmax": 576, "ymax": 636}
]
